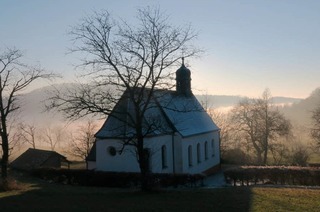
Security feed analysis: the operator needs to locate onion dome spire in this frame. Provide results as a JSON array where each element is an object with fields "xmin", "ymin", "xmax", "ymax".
[{"xmin": 176, "ymin": 57, "xmax": 192, "ymax": 96}]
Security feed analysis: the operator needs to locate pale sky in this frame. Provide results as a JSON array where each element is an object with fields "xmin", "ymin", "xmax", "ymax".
[{"xmin": 1, "ymin": 0, "xmax": 320, "ymax": 98}]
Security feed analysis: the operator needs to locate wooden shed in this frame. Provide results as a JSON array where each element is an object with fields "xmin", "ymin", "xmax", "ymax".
[{"xmin": 11, "ymin": 148, "xmax": 70, "ymax": 171}]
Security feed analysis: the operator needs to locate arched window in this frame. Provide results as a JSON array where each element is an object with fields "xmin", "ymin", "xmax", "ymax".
[
  {"xmin": 143, "ymin": 148, "xmax": 151, "ymax": 172},
  {"xmin": 197, "ymin": 143, "xmax": 201, "ymax": 163},
  {"xmin": 161, "ymin": 145, "xmax": 167, "ymax": 169},
  {"xmin": 212, "ymin": 139, "xmax": 215, "ymax": 157},
  {"xmin": 205, "ymin": 141, "xmax": 208, "ymax": 160},
  {"xmin": 188, "ymin": 145, "xmax": 193, "ymax": 167}
]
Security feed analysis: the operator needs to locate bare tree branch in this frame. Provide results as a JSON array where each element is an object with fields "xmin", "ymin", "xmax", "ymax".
[
  {"xmin": 67, "ymin": 120, "xmax": 98, "ymax": 160},
  {"xmin": 47, "ymin": 7, "xmax": 201, "ymax": 189},
  {"xmin": 231, "ymin": 89, "xmax": 292, "ymax": 165},
  {"xmin": 0, "ymin": 47, "xmax": 56, "ymax": 183},
  {"xmin": 19, "ymin": 122, "xmax": 37, "ymax": 149}
]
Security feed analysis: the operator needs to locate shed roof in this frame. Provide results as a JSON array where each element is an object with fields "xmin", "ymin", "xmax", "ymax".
[{"xmin": 10, "ymin": 148, "xmax": 69, "ymax": 171}]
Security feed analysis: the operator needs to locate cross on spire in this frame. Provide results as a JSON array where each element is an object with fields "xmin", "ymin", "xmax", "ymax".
[{"xmin": 182, "ymin": 57, "xmax": 184, "ymax": 65}]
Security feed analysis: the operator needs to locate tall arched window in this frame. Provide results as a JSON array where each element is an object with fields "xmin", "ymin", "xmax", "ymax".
[
  {"xmin": 212, "ymin": 139, "xmax": 215, "ymax": 157},
  {"xmin": 205, "ymin": 141, "xmax": 208, "ymax": 160},
  {"xmin": 188, "ymin": 145, "xmax": 193, "ymax": 167},
  {"xmin": 197, "ymin": 143, "xmax": 201, "ymax": 163},
  {"xmin": 161, "ymin": 145, "xmax": 167, "ymax": 169}
]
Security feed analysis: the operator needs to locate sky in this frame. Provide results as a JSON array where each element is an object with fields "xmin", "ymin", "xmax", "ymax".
[{"xmin": 1, "ymin": 0, "xmax": 320, "ymax": 98}]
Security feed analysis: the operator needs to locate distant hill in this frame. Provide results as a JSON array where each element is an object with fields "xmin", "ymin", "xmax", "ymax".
[
  {"xmin": 281, "ymin": 88, "xmax": 320, "ymax": 126},
  {"xmin": 18, "ymin": 83, "xmax": 78, "ymax": 125},
  {"xmin": 195, "ymin": 94, "xmax": 302, "ymax": 109},
  {"xmin": 17, "ymin": 84, "xmax": 305, "ymax": 125}
]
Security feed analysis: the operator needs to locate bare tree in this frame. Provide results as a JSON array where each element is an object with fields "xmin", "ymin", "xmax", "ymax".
[
  {"xmin": 42, "ymin": 125, "xmax": 65, "ymax": 151},
  {"xmin": 269, "ymin": 141, "xmax": 290, "ymax": 165},
  {"xmin": 19, "ymin": 123, "xmax": 38, "ymax": 149},
  {"xmin": 290, "ymin": 145, "xmax": 310, "ymax": 166},
  {"xmin": 311, "ymin": 105, "xmax": 320, "ymax": 148},
  {"xmin": 3, "ymin": 116, "xmax": 24, "ymax": 157},
  {"xmin": 207, "ymin": 109, "xmax": 236, "ymax": 156},
  {"xmin": 231, "ymin": 89, "xmax": 291, "ymax": 165},
  {"xmin": 0, "ymin": 47, "xmax": 55, "ymax": 186},
  {"xmin": 68, "ymin": 120, "xmax": 97, "ymax": 160},
  {"xmin": 48, "ymin": 7, "xmax": 200, "ymax": 189}
]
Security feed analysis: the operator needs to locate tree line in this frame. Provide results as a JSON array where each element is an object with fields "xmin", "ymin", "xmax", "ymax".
[{"xmin": 210, "ymin": 89, "xmax": 319, "ymax": 166}]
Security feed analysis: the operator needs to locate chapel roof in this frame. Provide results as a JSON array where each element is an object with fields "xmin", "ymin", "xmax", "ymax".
[
  {"xmin": 95, "ymin": 89, "xmax": 219, "ymax": 139},
  {"xmin": 95, "ymin": 61, "xmax": 219, "ymax": 139}
]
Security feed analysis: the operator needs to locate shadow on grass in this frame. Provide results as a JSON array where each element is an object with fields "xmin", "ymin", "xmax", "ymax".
[{"xmin": 0, "ymin": 180, "xmax": 254, "ymax": 212}]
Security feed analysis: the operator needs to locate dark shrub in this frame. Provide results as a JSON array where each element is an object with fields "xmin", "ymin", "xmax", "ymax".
[
  {"xmin": 291, "ymin": 147, "xmax": 309, "ymax": 166},
  {"xmin": 31, "ymin": 168, "xmax": 204, "ymax": 188}
]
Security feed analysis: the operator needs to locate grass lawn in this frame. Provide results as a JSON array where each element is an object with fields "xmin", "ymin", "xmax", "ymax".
[
  {"xmin": 0, "ymin": 175, "xmax": 320, "ymax": 212},
  {"xmin": 309, "ymin": 153, "xmax": 320, "ymax": 164}
]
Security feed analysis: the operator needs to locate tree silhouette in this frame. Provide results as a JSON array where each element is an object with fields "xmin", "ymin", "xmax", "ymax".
[
  {"xmin": 0, "ymin": 48, "xmax": 55, "ymax": 188},
  {"xmin": 231, "ymin": 89, "xmax": 291, "ymax": 165},
  {"xmin": 48, "ymin": 7, "xmax": 200, "ymax": 190},
  {"xmin": 68, "ymin": 120, "xmax": 97, "ymax": 160}
]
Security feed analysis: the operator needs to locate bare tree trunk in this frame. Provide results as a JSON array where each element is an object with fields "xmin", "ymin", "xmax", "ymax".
[
  {"xmin": 0, "ymin": 117, "xmax": 9, "ymax": 186},
  {"xmin": 257, "ymin": 152, "xmax": 263, "ymax": 165},
  {"xmin": 0, "ymin": 99, "xmax": 9, "ymax": 185},
  {"xmin": 1, "ymin": 134, "xmax": 9, "ymax": 181},
  {"xmin": 136, "ymin": 128, "xmax": 150, "ymax": 190},
  {"xmin": 263, "ymin": 141, "xmax": 268, "ymax": 165},
  {"xmin": 263, "ymin": 94, "xmax": 269, "ymax": 165}
]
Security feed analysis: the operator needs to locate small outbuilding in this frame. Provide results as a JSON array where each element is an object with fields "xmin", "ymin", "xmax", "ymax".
[{"xmin": 11, "ymin": 148, "xmax": 70, "ymax": 171}]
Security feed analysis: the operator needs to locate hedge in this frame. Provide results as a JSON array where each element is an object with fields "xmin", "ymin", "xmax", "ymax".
[
  {"xmin": 31, "ymin": 168, "xmax": 205, "ymax": 188},
  {"xmin": 224, "ymin": 166, "xmax": 320, "ymax": 186}
]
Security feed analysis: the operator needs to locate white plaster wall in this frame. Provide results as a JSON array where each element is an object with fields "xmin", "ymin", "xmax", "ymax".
[
  {"xmin": 181, "ymin": 131, "xmax": 220, "ymax": 174},
  {"xmin": 173, "ymin": 133, "xmax": 183, "ymax": 173},
  {"xmin": 95, "ymin": 135, "xmax": 174, "ymax": 173},
  {"xmin": 144, "ymin": 135, "xmax": 174, "ymax": 173},
  {"xmin": 95, "ymin": 132, "xmax": 220, "ymax": 174},
  {"xmin": 96, "ymin": 138, "xmax": 139, "ymax": 172}
]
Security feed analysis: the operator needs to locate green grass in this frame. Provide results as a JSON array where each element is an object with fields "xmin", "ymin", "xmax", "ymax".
[
  {"xmin": 251, "ymin": 187, "xmax": 320, "ymax": 211},
  {"xmin": 1, "ymin": 177, "xmax": 320, "ymax": 212},
  {"xmin": 308, "ymin": 153, "xmax": 320, "ymax": 164}
]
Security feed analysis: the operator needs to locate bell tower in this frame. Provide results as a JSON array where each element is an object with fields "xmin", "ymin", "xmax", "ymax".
[{"xmin": 176, "ymin": 57, "xmax": 192, "ymax": 96}]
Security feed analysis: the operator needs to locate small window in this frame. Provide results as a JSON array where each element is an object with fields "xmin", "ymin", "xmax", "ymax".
[
  {"xmin": 205, "ymin": 141, "xmax": 208, "ymax": 160},
  {"xmin": 188, "ymin": 145, "xmax": 193, "ymax": 167},
  {"xmin": 161, "ymin": 145, "xmax": 167, "ymax": 169},
  {"xmin": 197, "ymin": 143, "xmax": 201, "ymax": 163},
  {"xmin": 107, "ymin": 146, "xmax": 116, "ymax": 156}
]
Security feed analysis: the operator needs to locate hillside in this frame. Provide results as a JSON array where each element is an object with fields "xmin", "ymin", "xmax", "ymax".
[
  {"xmin": 18, "ymin": 84, "xmax": 305, "ymax": 125},
  {"xmin": 281, "ymin": 88, "xmax": 320, "ymax": 126},
  {"xmin": 196, "ymin": 94, "xmax": 302, "ymax": 111}
]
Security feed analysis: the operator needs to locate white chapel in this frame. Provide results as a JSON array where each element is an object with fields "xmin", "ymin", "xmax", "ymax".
[{"xmin": 87, "ymin": 61, "xmax": 221, "ymax": 174}]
